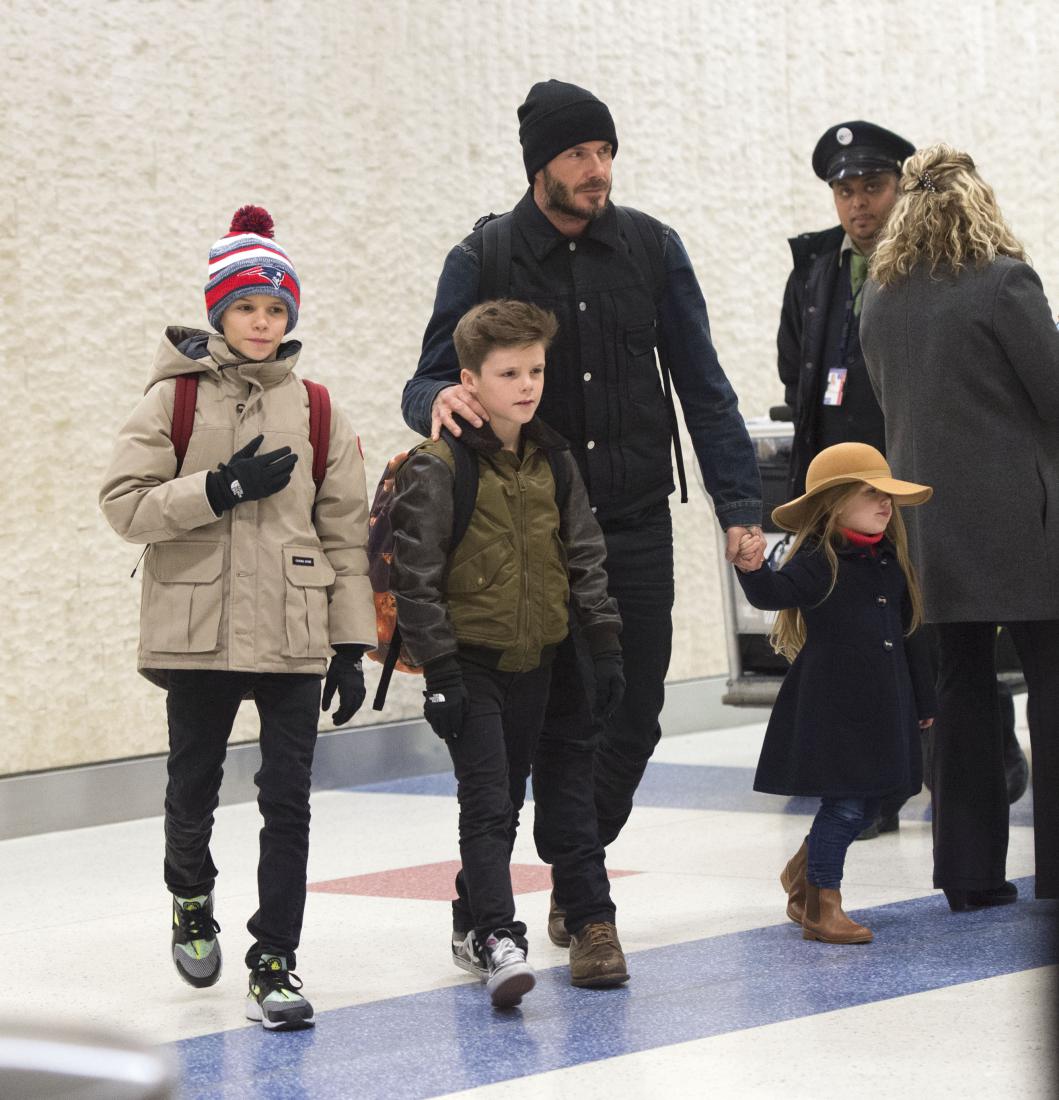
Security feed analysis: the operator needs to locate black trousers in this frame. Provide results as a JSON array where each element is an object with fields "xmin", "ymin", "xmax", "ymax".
[
  {"xmin": 591, "ymin": 502, "xmax": 676, "ymax": 847},
  {"xmin": 933, "ymin": 621, "xmax": 1059, "ymax": 898},
  {"xmin": 448, "ymin": 656, "xmax": 551, "ymax": 943},
  {"xmin": 525, "ymin": 501, "xmax": 674, "ymax": 936},
  {"xmin": 164, "ymin": 669, "xmax": 321, "ymax": 967}
]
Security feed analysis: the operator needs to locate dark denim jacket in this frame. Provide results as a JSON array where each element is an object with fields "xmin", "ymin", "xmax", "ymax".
[{"xmin": 402, "ymin": 201, "xmax": 761, "ymax": 530}]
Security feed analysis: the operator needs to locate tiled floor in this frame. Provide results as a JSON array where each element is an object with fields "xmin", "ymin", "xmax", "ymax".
[{"xmin": 8, "ymin": 703, "xmax": 1055, "ymax": 1098}]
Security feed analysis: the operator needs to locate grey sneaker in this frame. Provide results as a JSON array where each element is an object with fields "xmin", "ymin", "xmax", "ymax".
[
  {"xmin": 246, "ymin": 955, "xmax": 315, "ymax": 1031},
  {"xmin": 483, "ymin": 932, "xmax": 536, "ymax": 1008},
  {"xmin": 171, "ymin": 893, "xmax": 222, "ymax": 988},
  {"xmin": 451, "ymin": 929, "xmax": 487, "ymax": 979}
]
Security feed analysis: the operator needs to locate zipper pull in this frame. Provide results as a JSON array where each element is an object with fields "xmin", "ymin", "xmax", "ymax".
[{"xmin": 130, "ymin": 545, "xmax": 148, "ymax": 578}]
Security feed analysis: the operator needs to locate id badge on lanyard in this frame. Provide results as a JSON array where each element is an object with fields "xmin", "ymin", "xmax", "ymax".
[{"xmin": 822, "ymin": 267, "xmax": 862, "ymax": 407}]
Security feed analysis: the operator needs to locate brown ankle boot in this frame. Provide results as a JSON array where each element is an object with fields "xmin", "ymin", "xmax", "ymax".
[
  {"xmin": 568, "ymin": 922, "xmax": 629, "ymax": 987},
  {"xmin": 802, "ymin": 883, "xmax": 873, "ymax": 944},
  {"xmin": 547, "ymin": 891, "xmax": 571, "ymax": 948},
  {"xmin": 779, "ymin": 840, "xmax": 809, "ymax": 924}
]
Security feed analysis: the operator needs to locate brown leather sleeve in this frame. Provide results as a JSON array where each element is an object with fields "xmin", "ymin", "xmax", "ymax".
[
  {"xmin": 556, "ymin": 451, "xmax": 622, "ymax": 653},
  {"xmin": 390, "ymin": 449, "xmax": 460, "ymax": 667}
]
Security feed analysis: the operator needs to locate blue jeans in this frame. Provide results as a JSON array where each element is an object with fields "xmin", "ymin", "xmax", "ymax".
[{"xmin": 807, "ymin": 797, "xmax": 880, "ymax": 890}]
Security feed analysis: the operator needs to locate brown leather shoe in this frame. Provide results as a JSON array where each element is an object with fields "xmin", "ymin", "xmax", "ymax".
[
  {"xmin": 547, "ymin": 891, "xmax": 571, "ymax": 948},
  {"xmin": 801, "ymin": 884, "xmax": 873, "ymax": 944},
  {"xmin": 779, "ymin": 839, "xmax": 809, "ymax": 924},
  {"xmin": 568, "ymin": 922, "xmax": 629, "ymax": 987}
]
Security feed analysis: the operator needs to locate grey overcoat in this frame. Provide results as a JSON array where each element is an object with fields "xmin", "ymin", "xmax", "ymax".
[{"xmin": 861, "ymin": 258, "xmax": 1059, "ymax": 622}]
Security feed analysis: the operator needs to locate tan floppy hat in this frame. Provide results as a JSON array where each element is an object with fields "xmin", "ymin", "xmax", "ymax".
[{"xmin": 773, "ymin": 442, "xmax": 932, "ymax": 532}]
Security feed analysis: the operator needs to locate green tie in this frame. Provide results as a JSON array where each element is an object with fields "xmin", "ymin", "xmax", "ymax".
[{"xmin": 850, "ymin": 250, "xmax": 868, "ymax": 316}]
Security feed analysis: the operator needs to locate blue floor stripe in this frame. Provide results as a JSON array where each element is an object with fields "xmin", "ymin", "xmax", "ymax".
[
  {"xmin": 174, "ymin": 878, "xmax": 1054, "ymax": 1100},
  {"xmin": 348, "ymin": 762, "xmax": 1035, "ymax": 827}
]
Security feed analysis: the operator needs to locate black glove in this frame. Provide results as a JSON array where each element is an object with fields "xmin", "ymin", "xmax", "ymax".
[
  {"xmin": 593, "ymin": 651, "xmax": 625, "ymax": 721},
  {"xmin": 206, "ymin": 434, "xmax": 298, "ymax": 514},
  {"xmin": 322, "ymin": 644, "xmax": 368, "ymax": 725},
  {"xmin": 422, "ymin": 654, "xmax": 467, "ymax": 741}
]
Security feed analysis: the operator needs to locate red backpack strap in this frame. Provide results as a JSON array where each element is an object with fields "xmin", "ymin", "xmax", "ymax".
[
  {"xmin": 171, "ymin": 374, "xmax": 200, "ymax": 473},
  {"xmin": 302, "ymin": 379, "xmax": 331, "ymax": 491}
]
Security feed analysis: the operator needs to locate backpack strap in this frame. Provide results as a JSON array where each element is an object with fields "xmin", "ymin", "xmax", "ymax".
[
  {"xmin": 545, "ymin": 449, "xmax": 571, "ymax": 513},
  {"xmin": 302, "ymin": 379, "xmax": 331, "ymax": 491},
  {"xmin": 479, "ymin": 213, "xmax": 513, "ymax": 301},
  {"xmin": 171, "ymin": 374, "xmax": 200, "ymax": 474},
  {"xmin": 615, "ymin": 207, "xmax": 689, "ymax": 504}
]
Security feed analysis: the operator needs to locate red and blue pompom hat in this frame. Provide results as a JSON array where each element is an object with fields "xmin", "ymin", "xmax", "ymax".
[{"xmin": 204, "ymin": 205, "xmax": 301, "ymax": 333}]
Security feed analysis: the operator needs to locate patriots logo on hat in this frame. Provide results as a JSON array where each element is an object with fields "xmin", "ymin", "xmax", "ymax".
[{"xmin": 237, "ymin": 265, "xmax": 287, "ymax": 289}]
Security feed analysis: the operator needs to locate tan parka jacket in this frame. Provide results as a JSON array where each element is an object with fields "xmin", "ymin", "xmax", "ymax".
[{"xmin": 100, "ymin": 327, "xmax": 376, "ymax": 676}]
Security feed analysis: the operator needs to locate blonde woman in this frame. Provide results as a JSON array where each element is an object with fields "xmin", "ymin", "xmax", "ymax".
[{"xmin": 861, "ymin": 144, "xmax": 1059, "ymax": 910}]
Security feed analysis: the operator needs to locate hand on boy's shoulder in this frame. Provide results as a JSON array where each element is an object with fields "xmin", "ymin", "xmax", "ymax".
[{"xmin": 430, "ymin": 384, "xmax": 489, "ymax": 441}]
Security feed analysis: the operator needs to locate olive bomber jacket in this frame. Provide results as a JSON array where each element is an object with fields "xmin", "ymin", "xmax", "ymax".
[{"xmin": 390, "ymin": 417, "xmax": 621, "ymax": 672}]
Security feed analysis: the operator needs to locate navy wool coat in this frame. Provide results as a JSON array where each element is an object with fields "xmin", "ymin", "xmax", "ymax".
[{"xmin": 737, "ymin": 540, "xmax": 937, "ymax": 799}]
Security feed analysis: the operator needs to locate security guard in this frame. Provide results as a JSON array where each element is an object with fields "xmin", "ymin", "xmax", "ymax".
[{"xmin": 778, "ymin": 120, "xmax": 913, "ymax": 498}]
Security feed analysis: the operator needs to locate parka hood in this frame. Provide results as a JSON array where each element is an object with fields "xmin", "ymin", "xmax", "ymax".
[{"xmin": 145, "ymin": 326, "xmax": 302, "ymax": 394}]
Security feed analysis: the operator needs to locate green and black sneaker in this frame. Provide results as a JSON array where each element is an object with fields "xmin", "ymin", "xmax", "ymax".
[
  {"xmin": 246, "ymin": 955, "xmax": 315, "ymax": 1031},
  {"xmin": 171, "ymin": 893, "xmax": 222, "ymax": 988}
]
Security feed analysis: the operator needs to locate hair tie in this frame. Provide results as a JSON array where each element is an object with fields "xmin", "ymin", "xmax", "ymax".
[{"xmin": 916, "ymin": 171, "xmax": 938, "ymax": 194}]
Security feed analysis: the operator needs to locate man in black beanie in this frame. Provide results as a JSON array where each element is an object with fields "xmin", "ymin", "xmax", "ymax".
[{"xmin": 402, "ymin": 78, "xmax": 763, "ymax": 988}]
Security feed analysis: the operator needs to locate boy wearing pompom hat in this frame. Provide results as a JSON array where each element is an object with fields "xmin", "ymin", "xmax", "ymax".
[{"xmin": 100, "ymin": 207, "xmax": 376, "ymax": 1031}]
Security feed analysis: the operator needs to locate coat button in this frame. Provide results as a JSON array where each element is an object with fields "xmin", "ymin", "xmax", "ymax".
[
  {"xmin": 880, "ymin": 558, "xmax": 888, "ymax": 566},
  {"xmin": 587, "ymin": 440, "xmax": 595, "ymax": 450},
  {"xmin": 876, "ymin": 596, "xmax": 887, "ymax": 606},
  {"xmin": 883, "ymin": 640, "xmax": 894, "ymax": 650},
  {"xmin": 808, "ymin": 306, "xmax": 816, "ymax": 314},
  {"xmin": 583, "ymin": 372, "xmax": 592, "ymax": 381},
  {"xmin": 579, "ymin": 301, "xmax": 587, "ymax": 311},
  {"xmin": 569, "ymin": 241, "xmax": 577, "ymax": 251}
]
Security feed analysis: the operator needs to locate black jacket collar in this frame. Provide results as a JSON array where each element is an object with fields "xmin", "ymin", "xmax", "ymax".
[
  {"xmin": 450, "ymin": 412, "xmax": 570, "ymax": 454},
  {"xmin": 512, "ymin": 188, "xmax": 623, "ymax": 261}
]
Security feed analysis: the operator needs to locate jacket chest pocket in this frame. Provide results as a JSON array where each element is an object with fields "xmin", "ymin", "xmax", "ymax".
[
  {"xmin": 142, "ymin": 542, "xmax": 224, "ymax": 653},
  {"xmin": 623, "ymin": 323, "xmax": 663, "ymax": 407},
  {"xmin": 282, "ymin": 546, "xmax": 336, "ymax": 658}
]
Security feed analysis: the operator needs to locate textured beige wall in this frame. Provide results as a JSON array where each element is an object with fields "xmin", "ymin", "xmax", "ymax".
[{"xmin": 2, "ymin": 1, "xmax": 1056, "ymax": 774}]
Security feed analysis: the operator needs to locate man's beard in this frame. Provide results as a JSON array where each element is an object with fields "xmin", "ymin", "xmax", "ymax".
[{"xmin": 542, "ymin": 170, "xmax": 611, "ymax": 222}]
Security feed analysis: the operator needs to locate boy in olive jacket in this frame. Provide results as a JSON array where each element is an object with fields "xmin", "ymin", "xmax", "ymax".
[
  {"xmin": 390, "ymin": 300, "xmax": 624, "ymax": 1008},
  {"xmin": 100, "ymin": 207, "xmax": 376, "ymax": 1031}
]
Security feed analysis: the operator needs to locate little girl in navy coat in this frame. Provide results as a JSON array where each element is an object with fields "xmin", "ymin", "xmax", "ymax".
[{"xmin": 735, "ymin": 443, "xmax": 936, "ymax": 944}]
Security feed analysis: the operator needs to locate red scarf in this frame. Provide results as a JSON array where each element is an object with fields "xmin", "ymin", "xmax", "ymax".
[{"xmin": 841, "ymin": 527, "xmax": 884, "ymax": 553}]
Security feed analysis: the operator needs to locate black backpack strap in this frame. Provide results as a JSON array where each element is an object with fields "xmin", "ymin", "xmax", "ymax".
[
  {"xmin": 479, "ymin": 213, "xmax": 513, "ymax": 301},
  {"xmin": 373, "ymin": 626, "xmax": 401, "ymax": 711},
  {"xmin": 440, "ymin": 428, "xmax": 480, "ymax": 547},
  {"xmin": 545, "ymin": 449, "xmax": 571, "ymax": 513},
  {"xmin": 616, "ymin": 207, "xmax": 688, "ymax": 504}
]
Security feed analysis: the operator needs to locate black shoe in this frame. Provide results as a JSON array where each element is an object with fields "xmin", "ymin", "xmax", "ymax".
[
  {"xmin": 877, "ymin": 812, "xmax": 900, "ymax": 834},
  {"xmin": 171, "ymin": 893, "xmax": 222, "ymax": 988},
  {"xmin": 855, "ymin": 818, "xmax": 881, "ymax": 841},
  {"xmin": 943, "ymin": 882, "xmax": 1018, "ymax": 912}
]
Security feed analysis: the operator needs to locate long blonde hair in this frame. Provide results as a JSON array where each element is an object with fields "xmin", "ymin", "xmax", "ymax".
[
  {"xmin": 769, "ymin": 483, "xmax": 925, "ymax": 662},
  {"xmin": 871, "ymin": 144, "xmax": 1026, "ymax": 286}
]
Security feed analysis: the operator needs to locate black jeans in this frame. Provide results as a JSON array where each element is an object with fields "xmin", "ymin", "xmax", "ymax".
[
  {"xmin": 933, "ymin": 620, "xmax": 1059, "ymax": 898},
  {"xmin": 164, "ymin": 669, "xmax": 321, "ymax": 967},
  {"xmin": 448, "ymin": 655, "xmax": 551, "ymax": 943},
  {"xmin": 808, "ymin": 797, "xmax": 880, "ymax": 889},
  {"xmin": 592, "ymin": 502, "xmax": 676, "ymax": 846}
]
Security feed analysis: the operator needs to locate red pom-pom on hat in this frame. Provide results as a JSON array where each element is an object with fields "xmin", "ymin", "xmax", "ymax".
[{"xmin": 228, "ymin": 205, "xmax": 275, "ymax": 239}]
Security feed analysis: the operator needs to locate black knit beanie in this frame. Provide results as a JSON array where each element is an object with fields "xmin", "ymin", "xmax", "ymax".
[{"xmin": 517, "ymin": 80, "xmax": 619, "ymax": 183}]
